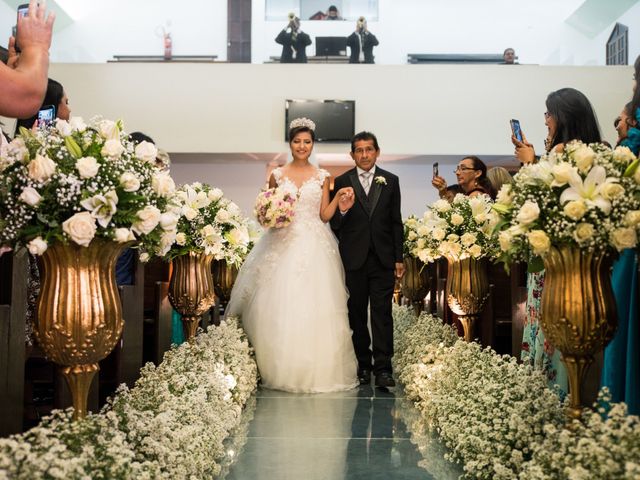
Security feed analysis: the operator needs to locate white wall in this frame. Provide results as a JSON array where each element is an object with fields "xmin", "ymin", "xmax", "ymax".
[{"xmin": 48, "ymin": 63, "xmax": 631, "ymax": 158}]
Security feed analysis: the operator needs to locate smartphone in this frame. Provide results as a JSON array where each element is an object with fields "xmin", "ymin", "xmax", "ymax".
[
  {"xmin": 510, "ymin": 119, "xmax": 523, "ymax": 142},
  {"xmin": 37, "ymin": 105, "xmax": 56, "ymax": 127},
  {"xmin": 15, "ymin": 3, "xmax": 30, "ymax": 53},
  {"xmin": 433, "ymin": 162, "xmax": 439, "ymax": 178}
]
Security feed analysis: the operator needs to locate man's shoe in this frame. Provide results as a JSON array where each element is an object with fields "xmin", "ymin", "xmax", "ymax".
[
  {"xmin": 357, "ymin": 369, "xmax": 372, "ymax": 385},
  {"xmin": 375, "ymin": 372, "xmax": 396, "ymax": 388}
]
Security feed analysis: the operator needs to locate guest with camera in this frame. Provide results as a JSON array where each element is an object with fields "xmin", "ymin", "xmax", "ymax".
[
  {"xmin": 346, "ymin": 17, "xmax": 379, "ymax": 64},
  {"xmin": 276, "ymin": 15, "xmax": 312, "ymax": 63},
  {"xmin": 1, "ymin": 0, "xmax": 55, "ymax": 118}
]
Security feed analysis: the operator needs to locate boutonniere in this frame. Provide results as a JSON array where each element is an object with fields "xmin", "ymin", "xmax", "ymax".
[{"xmin": 374, "ymin": 176, "xmax": 387, "ymax": 185}]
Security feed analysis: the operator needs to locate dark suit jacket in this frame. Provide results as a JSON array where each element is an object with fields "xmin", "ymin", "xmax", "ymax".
[
  {"xmin": 346, "ymin": 32, "xmax": 379, "ymax": 64},
  {"xmin": 276, "ymin": 30, "xmax": 312, "ymax": 63},
  {"xmin": 331, "ymin": 167, "xmax": 403, "ymax": 271}
]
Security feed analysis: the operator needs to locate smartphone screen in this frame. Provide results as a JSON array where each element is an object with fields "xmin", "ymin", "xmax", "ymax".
[
  {"xmin": 510, "ymin": 119, "xmax": 523, "ymax": 142},
  {"xmin": 433, "ymin": 162, "xmax": 439, "ymax": 178},
  {"xmin": 15, "ymin": 4, "xmax": 30, "ymax": 53},
  {"xmin": 37, "ymin": 105, "xmax": 56, "ymax": 127}
]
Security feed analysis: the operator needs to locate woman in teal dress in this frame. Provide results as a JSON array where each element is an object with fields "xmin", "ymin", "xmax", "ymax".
[
  {"xmin": 513, "ymin": 88, "xmax": 602, "ymax": 397},
  {"xmin": 602, "ymin": 59, "xmax": 640, "ymax": 414}
]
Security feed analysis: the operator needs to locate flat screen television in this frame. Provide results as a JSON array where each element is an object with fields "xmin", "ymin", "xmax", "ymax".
[
  {"xmin": 285, "ymin": 99, "xmax": 355, "ymax": 142},
  {"xmin": 315, "ymin": 37, "xmax": 347, "ymax": 56}
]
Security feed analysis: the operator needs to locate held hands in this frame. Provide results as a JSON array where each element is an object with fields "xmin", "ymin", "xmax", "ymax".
[
  {"xmin": 512, "ymin": 131, "xmax": 536, "ymax": 165},
  {"xmin": 337, "ymin": 186, "xmax": 355, "ymax": 213}
]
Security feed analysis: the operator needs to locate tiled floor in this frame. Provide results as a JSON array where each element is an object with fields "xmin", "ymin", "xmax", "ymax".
[{"xmin": 223, "ymin": 384, "xmax": 454, "ymax": 479}]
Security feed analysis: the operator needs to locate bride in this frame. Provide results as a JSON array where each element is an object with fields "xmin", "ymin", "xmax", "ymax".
[{"xmin": 226, "ymin": 118, "xmax": 359, "ymax": 392}]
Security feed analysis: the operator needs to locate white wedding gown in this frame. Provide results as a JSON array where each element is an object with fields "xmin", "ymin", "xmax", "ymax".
[{"xmin": 226, "ymin": 167, "xmax": 358, "ymax": 393}]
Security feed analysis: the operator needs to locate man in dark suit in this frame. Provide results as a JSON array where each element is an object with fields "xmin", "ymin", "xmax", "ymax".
[
  {"xmin": 346, "ymin": 18, "xmax": 379, "ymax": 64},
  {"xmin": 275, "ymin": 16, "xmax": 312, "ymax": 63},
  {"xmin": 331, "ymin": 131, "xmax": 404, "ymax": 387}
]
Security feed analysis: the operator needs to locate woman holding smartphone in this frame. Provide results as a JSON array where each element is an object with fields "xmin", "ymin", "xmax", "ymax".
[
  {"xmin": 511, "ymin": 87, "xmax": 601, "ymax": 398},
  {"xmin": 15, "ymin": 78, "xmax": 71, "ymax": 132},
  {"xmin": 431, "ymin": 155, "xmax": 495, "ymax": 201}
]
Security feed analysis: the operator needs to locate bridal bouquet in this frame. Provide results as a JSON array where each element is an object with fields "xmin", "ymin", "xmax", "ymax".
[
  {"xmin": 254, "ymin": 187, "xmax": 296, "ymax": 229},
  {"xmin": 0, "ymin": 117, "xmax": 174, "ymax": 257},
  {"xmin": 164, "ymin": 183, "xmax": 255, "ymax": 265},
  {"xmin": 492, "ymin": 141, "xmax": 640, "ymax": 266},
  {"xmin": 411, "ymin": 194, "xmax": 498, "ymax": 263}
]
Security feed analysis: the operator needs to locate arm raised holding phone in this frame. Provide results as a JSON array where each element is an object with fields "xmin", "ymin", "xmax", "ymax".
[
  {"xmin": 510, "ymin": 120, "xmax": 537, "ymax": 165},
  {"xmin": 1, "ymin": 0, "xmax": 55, "ymax": 118}
]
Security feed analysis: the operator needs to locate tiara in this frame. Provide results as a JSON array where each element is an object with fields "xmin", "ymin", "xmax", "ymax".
[{"xmin": 289, "ymin": 117, "xmax": 316, "ymax": 131}]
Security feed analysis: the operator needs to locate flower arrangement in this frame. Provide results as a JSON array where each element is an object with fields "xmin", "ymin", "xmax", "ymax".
[
  {"xmin": 408, "ymin": 194, "xmax": 498, "ymax": 263},
  {"xmin": 392, "ymin": 305, "xmax": 640, "ymax": 479},
  {"xmin": 492, "ymin": 141, "xmax": 640, "ymax": 267},
  {"xmin": 0, "ymin": 318, "xmax": 258, "ymax": 479},
  {"xmin": 163, "ymin": 182, "xmax": 255, "ymax": 265},
  {"xmin": 0, "ymin": 117, "xmax": 174, "ymax": 257},
  {"xmin": 254, "ymin": 187, "xmax": 296, "ymax": 229}
]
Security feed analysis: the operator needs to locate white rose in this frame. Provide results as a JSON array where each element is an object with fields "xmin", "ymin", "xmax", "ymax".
[
  {"xmin": 76, "ymin": 156, "xmax": 99, "ymax": 179},
  {"xmin": 498, "ymin": 230, "xmax": 513, "ymax": 252},
  {"xmin": 139, "ymin": 252, "xmax": 150, "ymax": 263},
  {"xmin": 119, "ymin": 172, "xmax": 141, "ymax": 192},
  {"xmin": 447, "ymin": 233, "xmax": 459, "ymax": 242},
  {"xmin": 27, "ymin": 154, "xmax": 56, "ymax": 182},
  {"xmin": 27, "ymin": 237, "xmax": 48, "ymax": 255},
  {"xmin": 527, "ymin": 230, "xmax": 551, "ymax": 256},
  {"xmin": 55, "ymin": 119, "xmax": 73, "ymax": 137},
  {"xmin": 573, "ymin": 145, "xmax": 596, "ymax": 173},
  {"xmin": 563, "ymin": 200, "xmax": 587, "ymax": 221},
  {"xmin": 451, "ymin": 213, "xmax": 464, "ymax": 226},
  {"xmin": 611, "ymin": 227, "xmax": 637, "ymax": 251},
  {"xmin": 516, "ymin": 201, "xmax": 540, "ymax": 226},
  {"xmin": 160, "ymin": 212, "xmax": 179, "ymax": 231},
  {"xmin": 176, "ymin": 232, "xmax": 187, "ymax": 246},
  {"xmin": 62, "ymin": 212, "xmax": 97, "ymax": 247},
  {"xmin": 19, "ymin": 187, "xmax": 42, "ymax": 207},
  {"xmin": 612, "ymin": 146, "xmax": 635, "ymax": 164},
  {"xmin": 573, "ymin": 223, "xmax": 595, "ymax": 244},
  {"xmin": 152, "ymin": 172, "xmax": 176, "ymax": 197},
  {"xmin": 468, "ymin": 244, "xmax": 482, "ymax": 258},
  {"xmin": 407, "ymin": 231, "xmax": 417, "ymax": 241},
  {"xmin": 433, "ymin": 199, "xmax": 451, "ymax": 213},
  {"xmin": 101, "ymin": 139, "xmax": 124, "ymax": 158},
  {"xmin": 227, "ymin": 202, "xmax": 241, "ymax": 217},
  {"xmin": 416, "ymin": 238, "xmax": 426, "ymax": 249},
  {"xmin": 183, "ymin": 207, "xmax": 198, "ymax": 221},
  {"xmin": 68, "ymin": 117, "xmax": 87, "ymax": 133},
  {"xmin": 417, "ymin": 225, "xmax": 429, "ymax": 237},
  {"xmin": 114, "ymin": 228, "xmax": 135, "ymax": 243},
  {"xmin": 551, "ymin": 162, "xmax": 576, "ymax": 187},
  {"xmin": 134, "ymin": 141, "xmax": 158, "ymax": 164},
  {"xmin": 97, "ymin": 120, "xmax": 119, "ymax": 140},
  {"xmin": 460, "ymin": 232, "xmax": 477, "ymax": 247},
  {"xmin": 624, "ymin": 210, "xmax": 640, "ymax": 227},
  {"xmin": 159, "ymin": 231, "xmax": 177, "ymax": 256},
  {"xmin": 601, "ymin": 182, "xmax": 625, "ymax": 201},
  {"xmin": 208, "ymin": 188, "xmax": 224, "ymax": 202},
  {"xmin": 432, "ymin": 228, "xmax": 446, "ymax": 241},
  {"xmin": 215, "ymin": 209, "xmax": 231, "ymax": 224},
  {"xmin": 132, "ymin": 205, "xmax": 161, "ymax": 235}
]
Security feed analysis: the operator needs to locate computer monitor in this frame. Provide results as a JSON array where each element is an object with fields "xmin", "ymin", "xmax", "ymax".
[{"xmin": 315, "ymin": 37, "xmax": 347, "ymax": 57}]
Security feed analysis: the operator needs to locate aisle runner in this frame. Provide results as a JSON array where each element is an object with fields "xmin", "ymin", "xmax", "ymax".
[{"xmin": 224, "ymin": 386, "xmax": 454, "ymax": 480}]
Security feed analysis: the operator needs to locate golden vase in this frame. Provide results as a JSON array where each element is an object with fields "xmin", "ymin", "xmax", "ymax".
[
  {"xmin": 212, "ymin": 259, "xmax": 239, "ymax": 305},
  {"xmin": 35, "ymin": 239, "xmax": 127, "ymax": 420},
  {"xmin": 168, "ymin": 252, "xmax": 216, "ymax": 341},
  {"xmin": 541, "ymin": 245, "xmax": 617, "ymax": 420},
  {"xmin": 401, "ymin": 257, "xmax": 430, "ymax": 314},
  {"xmin": 445, "ymin": 255, "xmax": 489, "ymax": 342}
]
